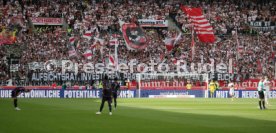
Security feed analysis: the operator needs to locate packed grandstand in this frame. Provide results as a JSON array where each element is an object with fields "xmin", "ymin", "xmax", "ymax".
[{"xmin": 0, "ymin": 0, "xmax": 275, "ymax": 87}]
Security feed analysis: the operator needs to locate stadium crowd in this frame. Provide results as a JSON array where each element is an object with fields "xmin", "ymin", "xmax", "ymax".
[{"xmin": 0, "ymin": 0, "xmax": 275, "ymax": 86}]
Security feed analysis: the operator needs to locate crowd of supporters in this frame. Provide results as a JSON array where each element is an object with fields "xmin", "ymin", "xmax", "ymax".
[{"xmin": 0, "ymin": 0, "xmax": 275, "ymax": 86}]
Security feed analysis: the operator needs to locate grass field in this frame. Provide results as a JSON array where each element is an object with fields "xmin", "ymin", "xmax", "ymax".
[{"xmin": 1, "ymin": 98, "xmax": 276, "ymax": 133}]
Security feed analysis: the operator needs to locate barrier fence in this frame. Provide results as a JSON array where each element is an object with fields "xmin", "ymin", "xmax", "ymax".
[{"xmin": 1, "ymin": 88, "xmax": 276, "ymax": 99}]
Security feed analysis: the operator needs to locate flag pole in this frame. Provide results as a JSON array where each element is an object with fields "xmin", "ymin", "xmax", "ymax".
[
  {"xmin": 115, "ymin": 42, "xmax": 119, "ymax": 71},
  {"xmin": 236, "ymin": 26, "xmax": 239, "ymax": 61},
  {"xmin": 191, "ymin": 25, "xmax": 195, "ymax": 61}
]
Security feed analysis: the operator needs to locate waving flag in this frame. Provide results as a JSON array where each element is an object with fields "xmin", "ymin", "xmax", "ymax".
[
  {"xmin": 109, "ymin": 55, "xmax": 115, "ymax": 66},
  {"xmin": 119, "ymin": 20, "xmax": 149, "ymax": 50},
  {"xmin": 163, "ymin": 38, "xmax": 175, "ymax": 51},
  {"xmin": 83, "ymin": 49, "xmax": 93, "ymax": 60},
  {"xmin": 69, "ymin": 36, "xmax": 75, "ymax": 46},
  {"xmin": 82, "ymin": 31, "xmax": 92, "ymax": 41},
  {"xmin": 163, "ymin": 33, "xmax": 182, "ymax": 52},
  {"xmin": 181, "ymin": 6, "xmax": 215, "ymax": 43}
]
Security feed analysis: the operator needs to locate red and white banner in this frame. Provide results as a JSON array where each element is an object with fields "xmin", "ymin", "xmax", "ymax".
[
  {"xmin": 138, "ymin": 19, "xmax": 168, "ymax": 27},
  {"xmin": 139, "ymin": 79, "xmax": 276, "ymax": 90},
  {"xmin": 31, "ymin": 17, "xmax": 63, "ymax": 25},
  {"xmin": 149, "ymin": 95, "xmax": 195, "ymax": 98},
  {"xmin": 83, "ymin": 49, "xmax": 92, "ymax": 60},
  {"xmin": 82, "ymin": 31, "xmax": 92, "ymax": 41},
  {"xmin": 181, "ymin": 6, "xmax": 215, "ymax": 43}
]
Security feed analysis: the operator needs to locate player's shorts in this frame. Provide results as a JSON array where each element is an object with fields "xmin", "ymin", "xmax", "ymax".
[
  {"xmin": 258, "ymin": 91, "xmax": 265, "ymax": 99},
  {"xmin": 113, "ymin": 93, "xmax": 118, "ymax": 99},
  {"xmin": 102, "ymin": 97, "xmax": 112, "ymax": 102},
  {"xmin": 229, "ymin": 89, "xmax": 234, "ymax": 97},
  {"xmin": 11, "ymin": 91, "xmax": 17, "ymax": 98}
]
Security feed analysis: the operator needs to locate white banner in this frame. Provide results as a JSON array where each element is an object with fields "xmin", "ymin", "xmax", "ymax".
[
  {"xmin": 31, "ymin": 17, "xmax": 63, "ymax": 25},
  {"xmin": 149, "ymin": 95, "xmax": 195, "ymax": 98},
  {"xmin": 138, "ymin": 19, "xmax": 168, "ymax": 27}
]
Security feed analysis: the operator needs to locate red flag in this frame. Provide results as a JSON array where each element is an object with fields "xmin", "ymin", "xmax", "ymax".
[
  {"xmin": 163, "ymin": 38, "xmax": 174, "ymax": 51},
  {"xmin": 82, "ymin": 32, "xmax": 92, "ymax": 41},
  {"xmin": 69, "ymin": 36, "xmax": 75, "ymax": 46},
  {"xmin": 181, "ymin": 6, "xmax": 215, "ymax": 43},
  {"xmin": 109, "ymin": 55, "xmax": 115, "ymax": 66},
  {"xmin": 69, "ymin": 37, "xmax": 75, "ymax": 43},
  {"xmin": 163, "ymin": 33, "xmax": 182, "ymax": 52},
  {"xmin": 83, "ymin": 49, "xmax": 92, "ymax": 60}
]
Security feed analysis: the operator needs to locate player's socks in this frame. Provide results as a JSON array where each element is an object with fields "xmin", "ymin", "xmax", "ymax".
[
  {"xmin": 108, "ymin": 102, "xmax": 112, "ymax": 112},
  {"xmin": 114, "ymin": 99, "xmax": 117, "ymax": 109},
  {"xmin": 259, "ymin": 101, "xmax": 262, "ymax": 110},
  {"xmin": 14, "ymin": 99, "xmax": 18, "ymax": 108},
  {"xmin": 262, "ymin": 101, "xmax": 266, "ymax": 109},
  {"xmin": 99, "ymin": 102, "xmax": 104, "ymax": 112}
]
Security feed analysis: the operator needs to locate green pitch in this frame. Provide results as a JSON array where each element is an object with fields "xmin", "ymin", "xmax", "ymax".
[{"xmin": 1, "ymin": 98, "xmax": 276, "ymax": 133}]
